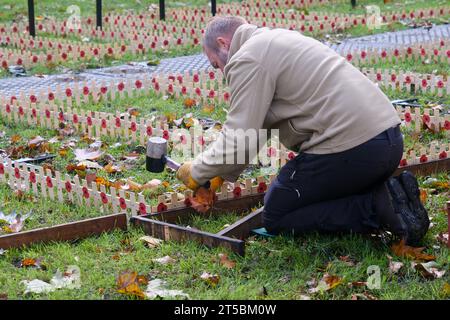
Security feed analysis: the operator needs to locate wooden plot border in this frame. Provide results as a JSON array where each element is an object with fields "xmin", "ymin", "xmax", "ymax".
[
  {"xmin": 131, "ymin": 159, "xmax": 450, "ymax": 255},
  {"xmin": 0, "ymin": 213, "xmax": 127, "ymax": 250}
]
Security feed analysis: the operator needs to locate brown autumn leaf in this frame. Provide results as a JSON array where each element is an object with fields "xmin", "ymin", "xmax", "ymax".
[
  {"xmin": 140, "ymin": 236, "xmax": 163, "ymax": 248},
  {"xmin": 436, "ymin": 232, "xmax": 449, "ymax": 245},
  {"xmin": 308, "ymin": 274, "xmax": 343, "ymax": 293},
  {"xmin": 28, "ymin": 136, "xmax": 46, "ymax": 149},
  {"xmin": 189, "ymin": 187, "xmax": 216, "ymax": 213},
  {"xmin": 117, "ymin": 271, "xmax": 145, "ymax": 299},
  {"xmin": 386, "ymin": 255, "xmax": 404, "ymax": 274},
  {"xmin": 10, "ymin": 135, "xmax": 21, "ymax": 144},
  {"xmin": 443, "ymin": 283, "xmax": 450, "ymax": 297},
  {"xmin": 218, "ymin": 253, "xmax": 236, "ymax": 269},
  {"xmin": 104, "ymin": 162, "xmax": 121, "ymax": 174},
  {"xmin": 391, "ymin": 240, "xmax": 436, "ymax": 261},
  {"xmin": 42, "ymin": 163, "xmax": 55, "ymax": 175},
  {"xmin": 202, "ymin": 103, "xmax": 215, "ymax": 113},
  {"xmin": 183, "ymin": 98, "xmax": 196, "ymax": 108},
  {"xmin": 412, "ymin": 261, "xmax": 446, "ymax": 279},
  {"xmin": 58, "ymin": 147, "xmax": 69, "ymax": 157},
  {"xmin": 80, "ymin": 135, "xmax": 95, "ymax": 144},
  {"xmin": 200, "ymin": 272, "xmax": 220, "ymax": 287},
  {"xmin": 419, "ymin": 189, "xmax": 427, "ymax": 203},
  {"xmin": 66, "ymin": 164, "xmax": 87, "ymax": 173}
]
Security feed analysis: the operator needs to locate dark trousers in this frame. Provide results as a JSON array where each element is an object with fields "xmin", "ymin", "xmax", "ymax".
[{"xmin": 262, "ymin": 126, "xmax": 403, "ymax": 235}]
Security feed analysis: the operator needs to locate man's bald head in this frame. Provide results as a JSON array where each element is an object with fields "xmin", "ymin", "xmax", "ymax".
[{"xmin": 203, "ymin": 16, "xmax": 247, "ymax": 72}]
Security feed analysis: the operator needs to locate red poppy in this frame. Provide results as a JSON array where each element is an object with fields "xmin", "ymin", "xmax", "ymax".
[
  {"xmin": 108, "ymin": 48, "xmax": 113, "ymax": 55},
  {"xmin": 14, "ymin": 168, "xmax": 20, "ymax": 179},
  {"xmin": 405, "ymin": 76, "xmax": 412, "ymax": 84},
  {"xmin": 184, "ymin": 198, "xmax": 192, "ymax": 207},
  {"xmin": 58, "ymin": 111, "xmax": 64, "ymax": 122},
  {"xmin": 32, "ymin": 56, "xmax": 38, "ymax": 63},
  {"xmin": 121, "ymin": 45, "xmax": 126, "ymax": 52},
  {"xmin": 1, "ymin": 61, "xmax": 7, "ymax": 69},
  {"xmin": 233, "ymin": 186, "xmax": 242, "ymax": 198},
  {"xmin": 419, "ymin": 155, "xmax": 428, "ymax": 163},
  {"xmin": 177, "ymin": 75, "xmax": 183, "ymax": 84},
  {"xmin": 115, "ymin": 117, "xmax": 121, "ymax": 128},
  {"xmin": 407, "ymin": 47, "xmax": 413, "ymax": 55},
  {"xmin": 100, "ymin": 86, "xmax": 108, "ymax": 94},
  {"xmin": 31, "ymin": 108, "xmax": 37, "ymax": 118},
  {"xmin": 208, "ymin": 90, "xmax": 215, "ymax": 98},
  {"xmin": 209, "ymin": 71, "xmax": 215, "ymax": 80},
  {"xmin": 101, "ymin": 119, "xmax": 107, "ymax": 129},
  {"xmin": 198, "ymin": 136, "xmax": 205, "ymax": 145},
  {"xmin": 422, "ymin": 114, "xmax": 430, "ymax": 123},
  {"xmin": 83, "ymin": 86, "xmax": 89, "ymax": 96},
  {"xmin": 16, "ymin": 58, "xmax": 23, "ymax": 65},
  {"xmin": 73, "ymin": 114, "xmax": 78, "ymax": 124},
  {"xmin": 65, "ymin": 88, "xmax": 72, "ymax": 97},
  {"xmin": 61, "ymin": 52, "xmax": 68, "ymax": 60},
  {"xmin": 139, "ymin": 203, "xmax": 147, "ymax": 215},
  {"xmin": 146, "ymin": 126, "xmax": 153, "ymax": 136},
  {"xmin": 29, "ymin": 172, "xmax": 36, "ymax": 183},
  {"xmin": 5, "ymin": 104, "xmax": 10, "ymax": 113},
  {"xmin": 404, "ymin": 112, "xmax": 412, "ymax": 123},
  {"xmin": 135, "ymin": 80, "xmax": 142, "ymax": 89},
  {"xmin": 48, "ymin": 92, "xmax": 55, "ymax": 101},
  {"xmin": 45, "ymin": 109, "xmax": 51, "ymax": 119},
  {"xmin": 421, "ymin": 79, "xmax": 428, "ymax": 88},
  {"xmin": 195, "ymin": 88, "xmax": 201, "ymax": 96},
  {"xmin": 157, "ymin": 202, "xmax": 167, "ymax": 212},
  {"xmin": 100, "ymin": 192, "xmax": 108, "ymax": 204},
  {"xmin": 18, "ymin": 106, "xmax": 24, "ymax": 116},
  {"xmin": 444, "ymin": 120, "xmax": 450, "ymax": 130},
  {"xmin": 437, "ymin": 80, "xmax": 444, "ymax": 89},
  {"xmin": 399, "ymin": 159, "xmax": 407, "ymax": 167},
  {"xmin": 394, "ymin": 49, "xmax": 399, "ymax": 57},
  {"xmin": 434, "ymin": 49, "xmax": 439, "ymax": 56},
  {"xmin": 162, "ymin": 130, "xmax": 169, "ymax": 140},
  {"xmin": 154, "ymin": 82, "xmax": 160, "ymax": 91},
  {"xmin": 118, "ymin": 82, "xmax": 125, "ymax": 91},
  {"xmin": 168, "ymin": 84, "xmax": 173, "ymax": 93},
  {"xmin": 93, "ymin": 48, "xmax": 99, "ymax": 55},
  {"xmin": 288, "ymin": 152, "xmax": 295, "ymax": 160},
  {"xmin": 346, "ymin": 53, "xmax": 353, "ymax": 61},
  {"xmin": 0, "ymin": 164, "xmax": 4, "ymax": 175},
  {"xmin": 87, "ymin": 116, "xmax": 93, "ymax": 126},
  {"xmin": 257, "ymin": 182, "xmax": 267, "ymax": 193},
  {"xmin": 46, "ymin": 176, "xmax": 53, "ymax": 188},
  {"xmin": 381, "ymin": 51, "xmax": 387, "ymax": 58},
  {"xmin": 82, "ymin": 187, "xmax": 90, "ymax": 199},
  {"xmin": 30, "ymin": 95, "xmax": 37, "ymax": 103},
  {"xmin": 376, "ymin": 73, "xmax": 382, "ymax": 81},
  {"xmin": 224, "ymin": 92, "xmax": 230, "ymax": 101},
  {"xmin": 130, "ymin": 122, "xmax": 137, "ymax": 132},
  {"xmin": 119, "ymin": 198, "xmax": 127, "ymax": 210},
  {"xmin": 439, "ymin": 151, "xmax": 448, "ymax": 159},
  {"xmin": 181, "ymin": 86, "xmax": 187, "ymax": 95},
  {"xmin": 193, "ymin": 74, "xmax": 199, "ymax": 83},
  {"xmin": 163, "ymin": 39, "xmax": 169, "ymax": 46},
  {"xmin": 391, "ymin": 74, "xmax": 397, "ymax": 82}
]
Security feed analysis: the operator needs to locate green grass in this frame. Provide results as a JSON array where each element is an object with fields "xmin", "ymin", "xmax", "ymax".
[{"xmin": 0, "ymin": 176, "xmax": 448, "ymax": 300}]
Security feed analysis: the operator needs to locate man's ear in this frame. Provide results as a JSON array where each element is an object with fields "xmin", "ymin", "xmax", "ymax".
[{"xmin": 216, "ymin": 37, "xmax": 230, "ymax": 50}]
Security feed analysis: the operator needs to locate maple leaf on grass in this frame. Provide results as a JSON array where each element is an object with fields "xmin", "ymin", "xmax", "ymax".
[
  {"xmin": 391, "ymin": 240, "xmax": 436, "ymax": 261},
  {"xmin": 117, "ymin": 271, "xmax": 146, "ymax": 299},
  {"xmin": 189, "ymin": 187, "xmax": 216, "ymax": 213}
]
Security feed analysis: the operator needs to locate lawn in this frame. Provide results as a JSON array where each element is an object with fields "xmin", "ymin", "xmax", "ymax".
[{"xmin": 0, "ymin": 0, "xmax": 449, "ymax": 300}]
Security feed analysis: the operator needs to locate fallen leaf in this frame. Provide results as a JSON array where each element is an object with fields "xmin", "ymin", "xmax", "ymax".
[
  {"xmin": 152, "ymin": 255, "xmax": 176, "ymax": 265},
  {"xmin": 200, "ymin": 272, "xmax": 220, "ymax": 287},
  {"xmin": 436, "ymin": 232, "xmax": 449, "ymax": 245},
  {"xmin": 28, "ymin": 136, "xmax": 46, "ymax": 149},
  {"xmin": 183, "ymin": 98, "xmax": 196, "ymax": 108},
  {"xmin": 339, "ymin": 255, "xmax": 356, "ymax": 267},
  {"xmin": 0, "ymin": 293, "xmax": 7, "ymax": 300},
  {"xmin": 140, "ymin": 236, "xmax": 163, "ymax": 248},
  {"xmin": 412, "ymin": 261, "xmax": 446, "ymax": 279},
  {"xmin": 419, "ymin": 189, "xmax": 429, "ymax": 203},
  {"xmin": 308, "ymin": 274, "xmax": 342, "ymax": 293},
  {"xmin": 351, "ymin": 292, "xmax": 378, "ymax": 300},
  {"xmin": 0, "ymin": 210, "xmax": 32, "ymax": 233},
  {"xmin": 74, "ymin": 148, "xmax": 103, "ymax": 161},
  {"xmin": 443, "ymin": 283, "xmax": 450, "ymax": 297},
  {"xmin": 0, "ymin": 249, "xmax": 6, "ymax": 255},
  {"xmin": 10, "ymin": 135, "xmax": 21, "ymax": 144},
  {"xmin": 218, "ymin": 253, "xmax": 236, "ymax": 269},
  {"xmin": 78, "ymin": 161, "xmax": 103, "ymax": 170},
  {"xmin": 104, "ymin": 163, "xmax": 121, "ymax": 174},
  {"xmin": 387, "ymin": 254, "xmax": 404, "ymax": 274},
  {"xmin": 189, "ymin": 187, "xmax": 216, "ymax": 213},
  {"xmin": 202, "ymin": 103, "xmax": 215, "ymax": 113},
  {"xmin": 21, "ymin": 265, "xmax": 80, "ymax": 294},
  {"xmin": 391, "ymin": 240, "xmax": 436, "ymax": 261},
  {"xmin": 117, "ymin": 271, "xmax": 145, "ymax": 299},
  {"xmin": 144, "ymin": 279, "xmax": 189, "ymax": 299}
]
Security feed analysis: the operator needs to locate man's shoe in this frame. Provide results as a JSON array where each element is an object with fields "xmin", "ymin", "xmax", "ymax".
[
  {"xmin": 396, "ymin": 171, "xmax": 430, "ymax": 245},
  {"xmin": 372, "ymin": 181, "xmax": 408, "ymax": 239}
]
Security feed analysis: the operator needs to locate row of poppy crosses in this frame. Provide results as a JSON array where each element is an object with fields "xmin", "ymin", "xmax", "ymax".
[
  {"xmin": 1, "ymin": 3, "xmax": 448, "ymax": 65},
  {"xmin": 0, "ymin": 69, "xmax": 448, "ymax": 168},
  {"xmin": 1, "ymin": 63, "xmax": 449, "ymax": 137}
]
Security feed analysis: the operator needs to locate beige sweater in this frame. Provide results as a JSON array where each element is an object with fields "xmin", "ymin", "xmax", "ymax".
[{"xmin": 192, "ymin": 24, "xmax": 400, "ymax": 184}]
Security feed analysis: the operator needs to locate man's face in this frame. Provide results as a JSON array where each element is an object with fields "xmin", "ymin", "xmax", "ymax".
[{"xmin": 204, "ymin": 37, "xmax": 230, "ymax": 73}]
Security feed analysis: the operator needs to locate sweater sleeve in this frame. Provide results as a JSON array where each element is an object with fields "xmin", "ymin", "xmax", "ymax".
[{"xmin": 191, "ymin": 58, "xmax": 276, "ymax": 184}]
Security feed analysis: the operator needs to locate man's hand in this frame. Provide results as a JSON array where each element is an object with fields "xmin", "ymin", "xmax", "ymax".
[{"xmin": 176, "ymin": 162, "xmax": 224, "ymax": 192}]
